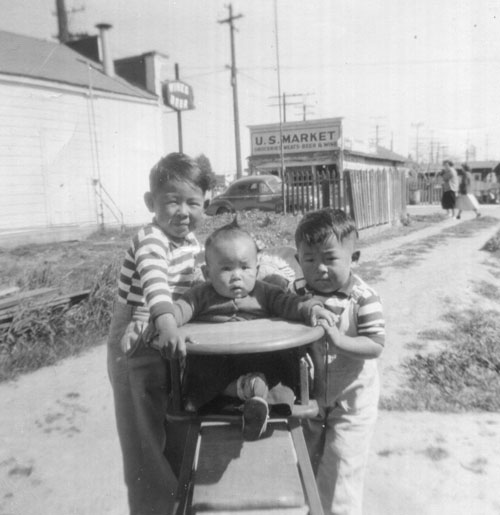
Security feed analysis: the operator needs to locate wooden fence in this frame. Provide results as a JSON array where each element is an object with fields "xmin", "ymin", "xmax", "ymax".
[
  {"xmin": 406, "ymin": 176, "xmax": 500, "ymax": 205},
  {"xmin": 346, "ymin": 168, "xmax": 406, "ymax": 229},
  {"xmin": 283, "ymin": 167, "xmax": 406, "ymax": 230},
  {"xmin": 283, "ymin": 168, "xmax": 348, "ymax": 214},
  {"xmin": 407, "ymin": 176, "xmax": 442, "ymax": 204}
]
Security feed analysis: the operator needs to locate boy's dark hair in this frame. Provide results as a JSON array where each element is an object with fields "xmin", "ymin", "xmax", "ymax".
[
  {"xmin": 442, "ymin": 159, "xmax": 454, "ymax": 167},
  {"xmin": 149, "ymin": 152, "xmax": 211, "ymax": 194},
  {"xmin": 205, "ymin": 217, "xmax": 258, "ymax": 256},
  {"xmin": 295, "ymin": 208, "xmax": 358, "ymax": 247}
]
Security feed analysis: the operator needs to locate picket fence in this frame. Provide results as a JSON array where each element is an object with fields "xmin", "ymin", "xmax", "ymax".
[{"xmin": 283, "ymin": 168, "xmax": 406, "ymax": 230}]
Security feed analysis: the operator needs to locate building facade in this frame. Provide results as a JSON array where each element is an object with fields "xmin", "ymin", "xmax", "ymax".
[{"xmin": 0, "ymin": 30, "xmax": 168, "ymax": 247}]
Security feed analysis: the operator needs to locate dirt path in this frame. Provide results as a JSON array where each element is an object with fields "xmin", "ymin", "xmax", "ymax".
[
  {"xmin": 1, "ymin": 206, "xmax": 500, "ymax": 515},
  {"xmin": 363, "ymin": 206, "xmax": 500, "ymax": 515}
]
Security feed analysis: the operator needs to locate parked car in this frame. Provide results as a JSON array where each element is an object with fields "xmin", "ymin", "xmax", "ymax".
[{"xmin": 205, "ymin": 175, "xmax": 284, "ymax": 215}]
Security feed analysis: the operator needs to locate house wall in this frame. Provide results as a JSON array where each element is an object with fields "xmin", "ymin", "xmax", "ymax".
[{"xmin": 0, "ymin": 78, "xmax": 165, "ymax": 246}]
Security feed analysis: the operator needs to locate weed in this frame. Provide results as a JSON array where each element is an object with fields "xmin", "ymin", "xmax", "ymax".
[
  {"xmin": 473, "ymin": 280, "xmax": 500, "ymax": 300},
  {"xmin": 405, "ymin": 342, "xmax": 426, "ymax": 351},
  {"xmin": 0, "ymin": 262, "xmax": 119, "ymax": 381},
  {"xmin": 381, "ymin": 309, "xmax": 500, "ymax": 412},
  {"xmin": 482, "ymin": 228, "xmax": 500, "ymax": 253},
  {"xmin": 0, "ymin": 210, "xmax": 451, "ymax": 382},
  {"xmin": 422, "ymin": 446, "xmax": 449, "ymax": 461}
]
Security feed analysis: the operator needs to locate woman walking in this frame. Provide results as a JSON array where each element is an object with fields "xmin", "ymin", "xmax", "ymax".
[
  {"xmin": 456, "ymin": 164, "xmax": 481, "ymax": 219},
  {"xmin": 439, "ymin": 160, "xmax": 460, "ymax": 218}
]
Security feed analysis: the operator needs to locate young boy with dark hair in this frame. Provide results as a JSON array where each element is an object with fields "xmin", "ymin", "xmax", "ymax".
[
  {"xmin": 107, "ymin": 152, "xmax": 211, "ymax": 515},
  {"xmin": 293, "ymin": 208, "xmax": 385, "ymax": 515},
  {"xmin": 146, "ymin": 220, "xmax": 336, "ymax": 440}
]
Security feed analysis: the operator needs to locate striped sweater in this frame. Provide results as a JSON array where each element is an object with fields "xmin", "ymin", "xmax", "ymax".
[
  {"xmin": 293, "ymin": 273, "xmax": 385, "ymax": 345},
  {"xmin": 117, "ymin": 223, "xmax": 203, "ymax": 321}
]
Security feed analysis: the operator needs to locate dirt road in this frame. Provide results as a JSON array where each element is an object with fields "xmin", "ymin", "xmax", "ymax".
[{"xmin": 1, "ymin": 205, "xmax": 500, "ymax": 515}]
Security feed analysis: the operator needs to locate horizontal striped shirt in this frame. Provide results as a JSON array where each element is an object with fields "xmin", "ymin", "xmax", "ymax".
[
  {"xmin": 294, "ymin": 273, "xmax": 385, "ymax": 345},
  {"xmin": 117, "ymin": 223, "xmax": 203, "ymax": 321}
]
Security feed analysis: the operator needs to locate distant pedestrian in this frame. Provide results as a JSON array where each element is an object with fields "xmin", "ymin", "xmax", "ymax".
[
  {"xmin": 456, "ymin": 164, "xmax": 481, "ymax": 219},
  {"xmin": 439, "ymin": 160, "xmax": 459, "ymax": 217}
]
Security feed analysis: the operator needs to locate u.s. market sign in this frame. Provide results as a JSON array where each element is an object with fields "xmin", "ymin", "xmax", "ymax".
[{"xmin": 249, "ymin": 119, "xmax": 341, "ymax": 156}]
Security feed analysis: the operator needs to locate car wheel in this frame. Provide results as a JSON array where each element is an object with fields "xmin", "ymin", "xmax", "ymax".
[{"xmin": 216, "ymin": 206, "xmax": 232, "ymax": 215}]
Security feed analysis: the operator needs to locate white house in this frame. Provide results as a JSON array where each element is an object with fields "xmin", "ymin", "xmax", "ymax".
[{"xmin": 0, "ymin": 30, "xmax": 169, "ymax": 248}]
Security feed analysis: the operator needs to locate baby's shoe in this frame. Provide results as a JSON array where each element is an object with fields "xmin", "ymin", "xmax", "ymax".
[
  {"xmin": 237, "ymin": 372, "xmax": 269, "ymax": 400},
  {"xmin": 242, "ymin": 396, "xmax": 269, "ymax": 440}
]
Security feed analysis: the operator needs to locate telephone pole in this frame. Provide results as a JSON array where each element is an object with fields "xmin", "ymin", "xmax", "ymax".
[
  {"xmin": 219, "ymin": 5, "xmax": 243, "ymax": 179},
  {"xmin": 269, "ymin": 92, "xmax": 302, "ymax": 122},
  {"xmin": 411, "ymin": 122, "xmax": 424, "ymax": 163},
  {"xmin": 370, "ymin": 116, "xmax": 386, "ymax": 149}
]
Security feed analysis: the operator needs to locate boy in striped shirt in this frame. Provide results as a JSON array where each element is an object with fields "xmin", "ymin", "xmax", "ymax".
[
  {"xmin": 107, "ymin": 153, "xmax": 211, "ymax": 515},
  {"xmin": 293, "ymin": 208, "xmax": 385, "ymax": 515}
]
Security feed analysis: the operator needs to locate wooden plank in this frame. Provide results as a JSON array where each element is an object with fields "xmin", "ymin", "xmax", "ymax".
[
  {"xmin": 0, "ymin": 287, "xmax": 20, "ymax": 299},
  {"xmin": 191, "ymin": 421, "xmax": 306, "ymax": 512},
  {"xmin": 174, "ymin": 422, "xmax": 201, "ymax": 515},
  {"xmin": 288, "ymin": 418, "xmax": 324, "ymax": 515},
  {"xmin": 0, "ymin": 289, "xmax": 90, "ymax": 329}
]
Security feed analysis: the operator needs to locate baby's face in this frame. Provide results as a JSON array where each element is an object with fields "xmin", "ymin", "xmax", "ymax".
[{"xmin": 205, "ymin": 235, "xmax": 258, "ymax": 298}]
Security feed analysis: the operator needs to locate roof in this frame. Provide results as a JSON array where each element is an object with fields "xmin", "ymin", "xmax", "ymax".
[
  {"xmin": 234, "ymin": 175, "xmax": 280, "ymax": 183},
  {"xmin": 114, "ymin": 50, "xmax": 169, "ymax": 64},
  {"xmin": 345, "ymin": 147, "xmax": 406, "ymax": 164},
  {"xmin": 0, "ymin": 30, "xmax": 157, "ymax": 100},
  {"xmin": 375, "ymin": 146, "xmax": 408, "ymax": 163},
  {"xmin": 466, "ymin": 161, "xmax": 500, "ymax": 170}
]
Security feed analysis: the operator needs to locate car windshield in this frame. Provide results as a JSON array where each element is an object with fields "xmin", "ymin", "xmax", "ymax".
[{"xmin": 267, "ymin": 177, "xmax": 282, "ymax": 193}]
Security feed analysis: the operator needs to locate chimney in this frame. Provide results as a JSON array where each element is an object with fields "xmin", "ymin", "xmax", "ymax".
[{"xmin": 96, "ymin": 23, "xmax": 114, "ymax": 76}]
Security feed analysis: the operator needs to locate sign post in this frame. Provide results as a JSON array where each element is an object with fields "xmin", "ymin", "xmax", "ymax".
[
  {"xmin": 162, "ymin": 64, "xmax": 195, "ymax": 153},
  {"xmin": 175, "ymin": 64, "xmax": 183, "ymax": 152}
]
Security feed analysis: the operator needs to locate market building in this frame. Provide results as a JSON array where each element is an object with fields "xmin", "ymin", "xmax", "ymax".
[{"xmin": 247, "ymin": 117, "xmax": 407, "ymax": 179}]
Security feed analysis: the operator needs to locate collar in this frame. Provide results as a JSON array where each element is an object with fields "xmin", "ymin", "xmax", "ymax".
[{"xmin": 294, "ymin": 273, "xmax": 355, "ymax": 298}]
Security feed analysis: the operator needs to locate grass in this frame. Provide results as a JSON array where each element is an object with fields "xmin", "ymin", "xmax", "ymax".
[
  {"xmin": 0, "ymin": 209, "xmax": 495, "ymax": 385},
  {"xmin": 381, "ymin": 308, "xmax": 500, "ymax": 412},
  {"xmin": 381, "ymin": 227, "xmax": 500, "ymax": 412},
  {"xmin": 358, "ymin": 215, "xmax": 499, "ymax": 278}
]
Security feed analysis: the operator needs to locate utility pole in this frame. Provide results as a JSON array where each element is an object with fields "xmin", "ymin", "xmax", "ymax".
[
  {"xmin": 219, "ymin": 5, "xmax": 243, "ymax": 179},
  {"xmin": 269, "ymin": 92, "xmax": 304, "ymax": 122},
  {"xmin": 299, "ymin": 100, "xmax": 314, "ymax": 121},
  {"xmin": 411, "ymin": 122, "xmax": 424, "ymax": 163},
  {"xmin": 370, "ymin": 116, "xmax": 385, "ymax": 150}
]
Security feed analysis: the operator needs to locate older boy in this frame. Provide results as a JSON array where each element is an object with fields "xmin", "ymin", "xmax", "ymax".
[
  {"xmin": 146, "ymin": 220, "xmax": 336, "ymax": 440},
  {"xmin": 293, "ymin": 208, "xmax": 385, "ymax": 515},
  {"xmin": 107, "ymin": 153, "xmax": 211, "ymax": 515}
]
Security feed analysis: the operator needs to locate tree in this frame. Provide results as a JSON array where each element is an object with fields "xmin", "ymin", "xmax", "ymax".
[{"xmin": 195, "ymin": 153, "xmax": 217, "ymax": 190}]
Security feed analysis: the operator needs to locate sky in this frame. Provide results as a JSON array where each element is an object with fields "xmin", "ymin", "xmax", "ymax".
[{"xmin": 1, "ymin": 0, "xmax": 500, "ymax": 175}]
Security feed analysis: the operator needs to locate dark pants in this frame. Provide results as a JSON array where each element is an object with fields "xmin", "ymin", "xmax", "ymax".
[
  {"xmin": 441, "ymin": 190, "xmax": 456, "ymax": 210},
  {"xmin": 107, "ymin": 303, "xmax": 186, "ymax": 515}
]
